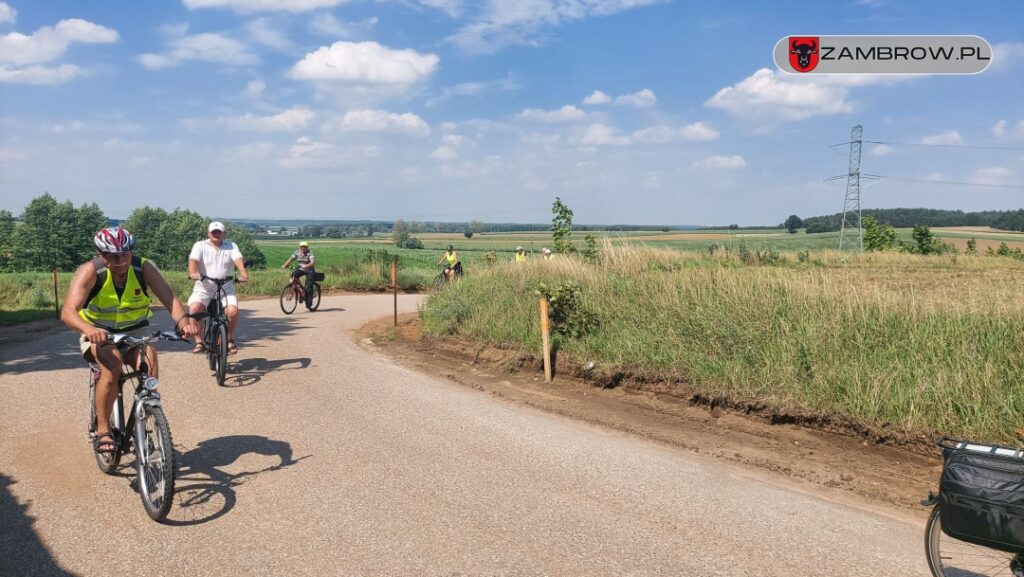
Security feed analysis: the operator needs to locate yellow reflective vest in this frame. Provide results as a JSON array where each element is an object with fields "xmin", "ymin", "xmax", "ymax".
[
  {"xmin": 445, "ymin": 251, "xmax": 458, "ymax": 265},
  {"xmin": 515, "ymin": 252, "xmax": 526, "ymax": 262},
  {"xmin": 79, "ymin": 257, "xmax": 153, "ymax": 331}
]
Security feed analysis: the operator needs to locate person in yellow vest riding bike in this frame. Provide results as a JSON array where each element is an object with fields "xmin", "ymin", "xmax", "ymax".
[
  {"xmin": 437, "ymin": 244, "xmax": 462, "ymax": 281},
  {"xmin": 514, "ymin": 246, "xmax": 526, "ymax": 263},
  {"xmin": 61, "ymin": 227, "xmax": 199, "ymax": 454}
]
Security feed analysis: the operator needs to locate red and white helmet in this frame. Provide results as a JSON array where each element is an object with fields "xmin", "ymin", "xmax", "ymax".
[{"xmin": 93, "ymin": 227, "xmax": 135, "ymax": 253}]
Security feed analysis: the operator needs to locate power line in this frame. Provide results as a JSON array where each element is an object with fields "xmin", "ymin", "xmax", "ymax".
[
  {"xmin": 882, "ymin": 176, "xmax": 1024, "ymax": 190},
  {"xmin": 863, "ymin": 140, "xmax": 1024, "ymax": 151}
]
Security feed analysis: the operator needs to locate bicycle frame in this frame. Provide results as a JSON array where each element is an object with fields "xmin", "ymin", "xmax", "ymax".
[{"xmin": 90, "ymin": 338, "xmax": 162, "ymax": 454}]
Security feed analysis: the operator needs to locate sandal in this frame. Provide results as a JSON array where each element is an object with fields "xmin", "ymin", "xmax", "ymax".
[
  {"xmin": 93, "ymin": 432, "xmax": 116, "ymax": 454},
  {"xmin": 192, "ymin": 342, "xmax": 205, "ymax": 353},
  {"xmin": 228, "ymin": 340, "xmax": 238, "ymax": 355}
]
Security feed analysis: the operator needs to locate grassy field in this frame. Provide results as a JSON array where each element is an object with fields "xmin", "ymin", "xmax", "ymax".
[{"xmin": 421, "ymin": 243, "xmax": 1024, "ymax": 443}]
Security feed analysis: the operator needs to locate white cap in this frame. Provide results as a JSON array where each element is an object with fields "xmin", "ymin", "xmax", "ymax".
[
  {"xmin": 542, "ymin": 247, "xmax": 551, "ymax": 253},
  {"xmin": 208, "ymin": 221, "xmax": 225, "ymax": 232},
  {"xmin": 516, "ymin": 246, "xmax": 523, "ymax": 251}
]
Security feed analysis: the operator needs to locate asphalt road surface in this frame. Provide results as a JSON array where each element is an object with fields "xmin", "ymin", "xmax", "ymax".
[{"xmin": 1, "ymin": 294, "xmax": 929, "ymax": 576}]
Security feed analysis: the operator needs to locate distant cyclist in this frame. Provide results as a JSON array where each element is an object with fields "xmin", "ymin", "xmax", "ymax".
[
  {"xmin": 61, "ymin": 227, "xmax": 198, "ymax": 453},
  {"xmin": 281, "ymin": 241, "xmax": 316, "ymax": 308},
  {"xmin": 437, "ymin": 244, "xmax": 462, "ymax": 281},
  {"xmin": 542, "ymin": 247, "xmax": 553, "ymax": 261},
  {"xmin": 514, "ymin": 246, "xmax": 526, "ymax": 263}
]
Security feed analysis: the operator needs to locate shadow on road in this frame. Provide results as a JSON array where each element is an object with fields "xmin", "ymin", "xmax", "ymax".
[
  {"xmin": 224, "ymin": 357, "xmax": 312, "ymax": 387},
  {"xmin": 164, "ymin": 435, "xmax": 308, "ymax": 526},
  {"xmin": 0, "ymin": 473, "xmax": 79, "ymax": 577}
]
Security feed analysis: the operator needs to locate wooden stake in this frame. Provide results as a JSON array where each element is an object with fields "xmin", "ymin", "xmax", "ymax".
[
  {"xmin": 391, "ymin": 260, "xmax": 398, "ymax": 326},
  {"xmin": 53, "ymin": 269, "xmax": 59, "ymax": 318},
  {"xmin": 540, "ymin": 298, "xmax": 551, "ymax": 383}
]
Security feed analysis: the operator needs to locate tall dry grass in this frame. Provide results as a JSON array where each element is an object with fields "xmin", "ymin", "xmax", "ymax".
[{"xmin": 422, "ymin": 243, "xmax": 1024, "ymax": 442}]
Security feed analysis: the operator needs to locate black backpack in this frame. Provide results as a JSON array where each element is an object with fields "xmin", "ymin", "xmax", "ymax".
[
  {"xmin": 939, "ymin": 438, "xmax": 1024, "ymax": 553},
  {"xmin": 86, "ymin": 255, "xmax": 149, "ymax": 305}
]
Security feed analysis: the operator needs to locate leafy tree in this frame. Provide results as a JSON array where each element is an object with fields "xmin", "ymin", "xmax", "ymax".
[
  {"xmin": 966, "ymin": 238, "xmax": 977, "ymax": 255},
  {"xmin": 124, "ymin": 207, "xmax": 265, "ymax": 271},
  {"xmin": 583, "ymin": 233, "xmax": 599, "ymax": 263},
  {"xmin": 12, "ymin": 193, "xmax": 108, "ymax": 271},
  {"xmin": 551, "ymin": 197, "xmax": 575, "ymax": 254},
  {"xmin": 390, "ymin": 219, "xmax": 423, "ymax": 249},
  {"xmin": 911, "ymin": 224, "xmax": 940, "ymax": 255},
  {"xmin": 784, "ymin": 215, "xmax": 803, "ymax": 234},
  {"xmin": 863, "ymin": 216, "xmax": 898, "ymax": 251},
  {"xmin": 0, "ymin": 209, "xmax": 15, "ymax": 270},
  {"xmin": 463, "ymin": 230, "xmax": 474, "ymax": 239}
]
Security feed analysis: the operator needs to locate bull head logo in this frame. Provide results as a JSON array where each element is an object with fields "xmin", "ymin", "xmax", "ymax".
[{"xmin": 789, "ymin": 37, "xmax": 819, "ymax": 72}]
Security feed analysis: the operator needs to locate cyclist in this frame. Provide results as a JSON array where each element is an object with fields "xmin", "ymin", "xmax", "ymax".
[
  {"xmin": 437, "ymin": 244, "xmax": 462, "ymax": 281},
  {"xmin": 281, "ymin": 241, "xmax": 316, "ymax": 308},
  {"xmin": 514, "ymin": 246, "xmax": 526, "ymax": 263},
  {"xmin": 187, "ymin": 221, "xmax": 249, "ymax": 355},
  {"xmin": 61, "ymin": 226, "xmax": 198, "ymax": 454},
  {"xmin": 542, "ymin": 247, "xmax": 553, "ymax": 261}
]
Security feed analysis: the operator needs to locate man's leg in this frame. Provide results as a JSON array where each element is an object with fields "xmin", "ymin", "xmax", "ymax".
[
  {"xmin": 303, "ymin": 270, "xmax": 315, "ymax": 306},
  {"xmin": 92, "ymin": 344, "xmax": 124, "ymax": 445},
  {"xmin": 188, "ymin": 294, "xmax": 208, "ymax": 347},
  {"xmin": 226, "ymin": 304, "xmax": 239, "ymax": 341}
]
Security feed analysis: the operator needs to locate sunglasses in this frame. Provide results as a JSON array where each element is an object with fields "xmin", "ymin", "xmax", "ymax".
[{"xmin": 100, "ymin": 251, "xmax": 130, "ymax": 260}]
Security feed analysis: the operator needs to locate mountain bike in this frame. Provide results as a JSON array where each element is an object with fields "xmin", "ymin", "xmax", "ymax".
[
  {"xmin": 87, "ymin": 325, "xmax": 193, "ymax": 522},
  {"xmin": 198, "ymin": 275, "xmax": 238, "ymax": 386},
  {"xmin": 432, "ymin": 264, "xmax": 462, "ymax": 289},
  {"xmin": 923, "ymin": 438, "xmax": 1024, "ymax": 576},
  {"xmin": 279, "ymin": 270, "xmax": 321, "ymax": 314}
]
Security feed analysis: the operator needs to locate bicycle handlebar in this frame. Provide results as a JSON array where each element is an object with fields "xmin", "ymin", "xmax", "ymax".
[{"xmin": 199, "ymin": 275, "xmax": 245, "ymax": 284}]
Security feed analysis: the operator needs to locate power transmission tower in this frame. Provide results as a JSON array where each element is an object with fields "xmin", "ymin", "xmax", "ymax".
[{"xmin": 826, "ymin": 126, "xmax": 883, "ymax": 252}]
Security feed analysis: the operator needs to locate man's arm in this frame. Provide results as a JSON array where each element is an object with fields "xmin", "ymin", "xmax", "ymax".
[
  {"xmin": 143, "ymin": 261, "xmax": 198, "ymax": 337},
  {"xmin": 61, "ymin": 261, "xmax": 108, "ymax": 343},
  {"xmin": 188, "ymin": 241, "xmax": 203, "ymax": 280},
  {"xmin": 233, "ymin": 256, "xmax": 249, "ymax": 282},
  {"xmin": 301, "ymin": 254, "xmax": 315, "ymax": 270}
]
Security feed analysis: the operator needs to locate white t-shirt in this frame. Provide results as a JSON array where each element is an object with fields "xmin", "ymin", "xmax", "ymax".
[{"xmin": 189, "ymin": 239, "xmax": 243, "ymax": 284}]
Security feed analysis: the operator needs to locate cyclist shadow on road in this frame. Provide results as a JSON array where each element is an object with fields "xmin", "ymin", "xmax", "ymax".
[
  {"xmin": 225, "ymin": 356, "xmax": 311, "ymax": 387},
  {"xmin": 163, "ymin": 435, "xmax": 309, "ymax": 527},
  {"xmin": 0, "ymin": 473, "xmax": 78, "ymax": 577}
]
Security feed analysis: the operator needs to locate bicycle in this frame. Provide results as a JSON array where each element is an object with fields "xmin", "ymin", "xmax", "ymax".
[
  {"xmin": 198, "ymin": 275, "xmax": 237, "ymax": 386},
  {"xmin": 923, "ymin": 438, "xmax": 1024, "ymax": 576},
  {"xmin": 87, "ymin": 325, "xmax": 193, "ymax": 522},
  {"xmin": 432, "ymin": 265, "xmax": 462, "ymax": 290},
  {"xmin": 279, "ymin": 270, "xmax": 321, "ymax": 314}
]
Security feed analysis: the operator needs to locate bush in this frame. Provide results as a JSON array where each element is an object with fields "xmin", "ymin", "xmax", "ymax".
[{"xmin": 534, "ymin": 280, "xmax": 598, "ymax": 339}]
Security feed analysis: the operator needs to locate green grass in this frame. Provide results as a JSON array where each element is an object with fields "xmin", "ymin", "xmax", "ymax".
[{"xmin": 421, "ymin": 245, "xmax": 1024, "ymax": 443}]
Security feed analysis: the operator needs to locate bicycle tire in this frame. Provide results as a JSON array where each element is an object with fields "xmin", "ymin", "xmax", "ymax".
[
  {"xmin": 135, "ymin": 403, "xmax": 175, "ymax": 522},
  {"xmin": 214, "ymin": 323, "xmax": 228, "ymax": 386},
  {"xmin": 925, "ymin": 503, "xmax": 1020, "ymax": 576},
  {"xmin": 203, "ymin": 318, "xmax": 217, "ymax": 371},
  {"xmin": 433, "ymin": 273, "xmax": 446, "ymax": 290},
  {"xmin": 307, "ymin": 283, "xmax": 321, "ymax": 311},
  {"xmin": 89, "ymin": 372, "xmax": 121, "ymax": 474},
  {"xmin": 280, "ymin": 284, "xmax": 297, "ymax": 315}
]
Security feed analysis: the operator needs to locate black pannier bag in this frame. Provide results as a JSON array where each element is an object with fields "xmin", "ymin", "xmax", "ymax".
[
  {"xmin": 314, "ymin": 272, "xmax": 325, "ymax": 281},
  {"xmin": 939, "ymin": 437, "xmax": 1024, "ymax": 553}
]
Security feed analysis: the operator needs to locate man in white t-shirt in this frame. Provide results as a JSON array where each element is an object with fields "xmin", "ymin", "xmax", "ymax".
[{"xmin": 187, "ymin": 221, "xmax": 249, "ymax": 354}]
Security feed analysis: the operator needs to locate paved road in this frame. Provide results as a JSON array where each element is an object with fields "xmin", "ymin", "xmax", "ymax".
[{"xmin": 1, "ymin": 294, "xmax": 929, "ymax": 576}]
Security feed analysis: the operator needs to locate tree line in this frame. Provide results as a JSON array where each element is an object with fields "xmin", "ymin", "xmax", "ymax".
[
  {"xmin": 0, "ymin": 194, "xmax": 266, "ymax": 273},
  {"xmin": 798, "ymin": 208, "xmax": 1024, "ymax": 234}
]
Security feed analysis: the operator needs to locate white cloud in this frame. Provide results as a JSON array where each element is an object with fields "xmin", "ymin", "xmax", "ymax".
[
  {"xmin": 244, "ymin": 79, "xmax": 265, "ymax": 97},
  {"xmin": 139, "ymin": 33, "xmax": 259, "ymax": 69},
  {"xmin": 447, "ymin": 0, "xmax": 659, "ymax": 54},
  {"xmin": 695, "ymin": 155, "xmax": 746, "ymax": 170},
  {"xmin": 184, "ymin": 0, "xmax": 347, "ymax": 12},
  {"xmin": 920, "ymin": 130, "xmax": 963, "ymax": 145},
  {"xmin": 993, "ymin": 120, "xmax": 1006, "ymax": 137},
  {"xmin": 0, "ymin": 3, "xmax": 15, "ymax": 26},
  {"xmin": 247, "ymin": 18, "xmax": 289, "ymax": 50},
  {"xmin": 0, "ymin": 63, "xmax": 85, "ymax": 84},
  {"xmin": 632, "ymin": 122, "xmax": 719, "ymax": 143},
  {"xmin": 992, "ymin": 119, "xmax": 1024, "ymax": 139},
  {"xmin": 418, "ymin": 0, "xmax": 464, "ymax": 17},
  {"xmin": 924, "ymin": 172, "xmax": 946, "ymax": 182},
  {"xmin": 309, "ymin": 13, "xmax": 378, "ymax": 38},
  {"xmin": 970, "ymin": 166, "xmax": 1013, "ymax": 186},
  {"xmin": 290, "ymin": 41, "xmax": 438, "ymax": 84},
  {"xmin": 49, "ymin": 120, "xmax": 84, "ymax": 133},
  {"xmin": 323, "ymin": 109, "xmax": 430, "ymax": 136},
  {"xmin": 705, "ymin": 68, "xmax": 854, "ymax": 121},
  {"xmin": 517, "ymin": 104, "xmax": 586, "ymax": 122},
  {"xmin": 615, "ymin": 88, "xmax": 656, "ymax": 108},
  {"xmin": 581, "ymin": 123, "xmax": 630, "ymax": 146},
  {"xmin": 868, "ymin": 143, "xmax": 892, "ymax": 156},
  {"xmin": 583, "ymin": 90, "xmax": 610, "ymax": 105},
  {"xmin": 0, "ymin": 18, "xmax": 118, "ymax": 66},
  {"xmin": 280, "ymin": 136, "xmax": 381, "ymax": 169},
  {"xmin": 222, "ymin": 107, "xmax": 316, "ymax": 132},
  {"xmin": 989, "ymin": 42, "xmax": 1024, "ymax": 73},
  {"xmin": 430, "ymin": 146, "xmax": 458, "ymax": 160}
]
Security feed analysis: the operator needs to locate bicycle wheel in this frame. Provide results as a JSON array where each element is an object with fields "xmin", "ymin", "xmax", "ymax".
[
  {"xmin": 280, "ymin": 284, "xmax": 297, "ymax": 314},
  {"xmin": 925, "ymin": 503, "xmax": 1020, "ymax": 576},
  {"xmin": 135, "ymin": 403, "xmax": 175, "ymax": 522},
  {"xmin": 307, "ymin": 283, "xmax": 321, "ymax": 311},
  {"xmin": 203, "ymin": 318, "xmax": 217, "ymax": 371},
  {"xmin": 89, "ymin": 371, "xmax": 121, "ymax": 474},
  {"xmin": 213, "ymin": 323, "xmax": 228, "ymax": 386},
  {"xmin": 433, "ymin": 273, "xmax": 446, "ymax": 290}
]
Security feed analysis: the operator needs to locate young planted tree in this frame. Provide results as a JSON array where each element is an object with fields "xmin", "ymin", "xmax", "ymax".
[
  {"xmin": 551, "ymin": 197, "xmax": 575, "ymax": 254},
  {"xmin": 863, "ymin": 216, "xmax": 898, "ymax": 252},
  {"xmin": 912, "ymin": 224, "xmax": 940, "ymax": 255}
]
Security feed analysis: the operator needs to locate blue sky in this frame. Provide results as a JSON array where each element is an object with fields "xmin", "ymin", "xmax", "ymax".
[{"xmin": 0, "ymin": 0, "xmax": 1021, "ymax": 225}]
